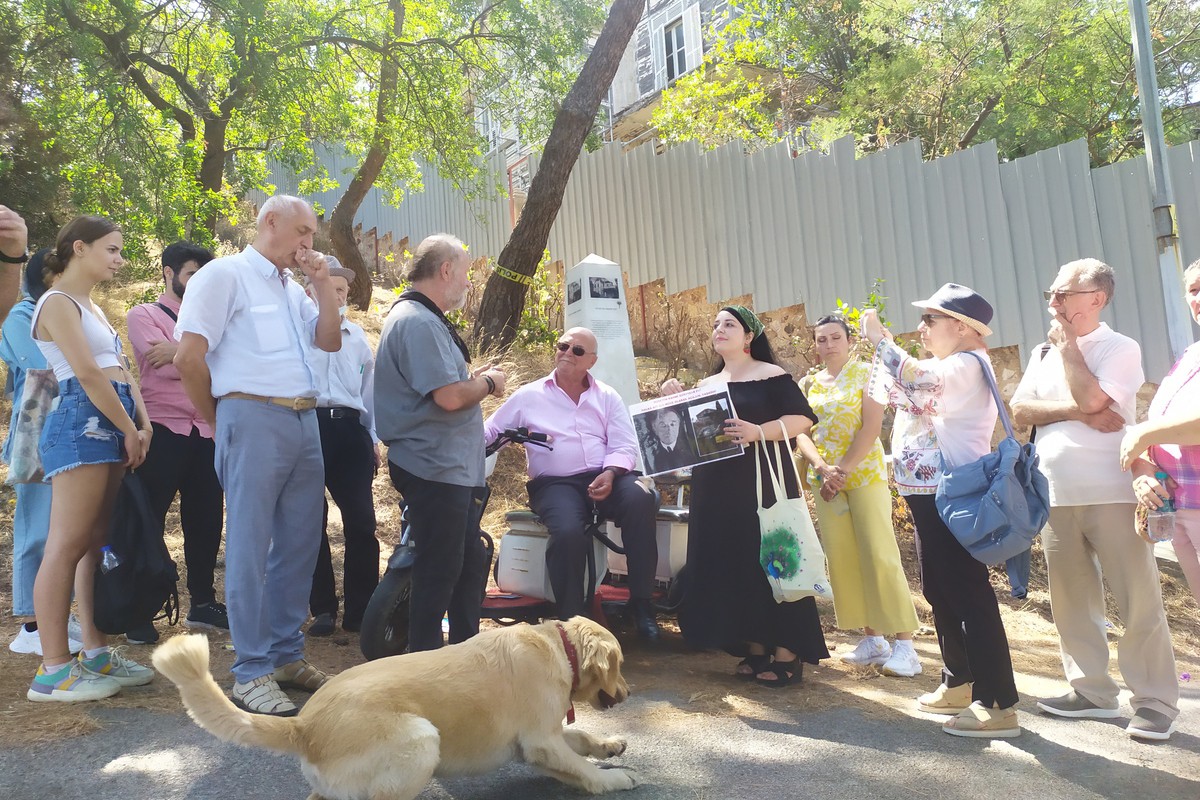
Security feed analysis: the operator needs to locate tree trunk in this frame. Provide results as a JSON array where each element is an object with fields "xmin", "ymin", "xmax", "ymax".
[
  {"xmin": 329, "ymin": 0, "xmax": 406, "ymax": 309},
  {"xmin": 474, "ymin": 0, "xmax": 644, "ymax": 350},
  {"xmin": 198, "ymin": 116, "xmax": 229, "ymax": 235}
]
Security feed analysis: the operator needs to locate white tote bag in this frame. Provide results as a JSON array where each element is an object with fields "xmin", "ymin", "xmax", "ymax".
[{"xmin": 754, "ymin": 435, "xmax": 832, "ymax": 603}]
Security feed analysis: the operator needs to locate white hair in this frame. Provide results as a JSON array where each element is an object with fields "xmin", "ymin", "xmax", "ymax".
[{"xmin": 256, "ymin": 195, "xmax": 310, "ymax": 226}]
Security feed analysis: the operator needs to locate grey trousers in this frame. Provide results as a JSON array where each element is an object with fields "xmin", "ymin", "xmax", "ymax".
[
  {"xmin": 215, "ymin": 399, "xmax": 324, "ymax": 684},
  {"xmin": 1044, "ymin": 503, "xmax": 1179, "ymax": 718}
]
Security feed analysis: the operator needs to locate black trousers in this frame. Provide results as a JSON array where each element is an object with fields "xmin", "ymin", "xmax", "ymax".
[
  {"xmin": 388, "ymin": 461, "xmax": 488, "ymax": 652},
  {"xmin": 138, "ymin": 422, "xmax": 224, "ymax": 606},
  {"xmin": 527, "ymin": 471, "xmax": 658, "ymax": 619},
  {"xmin": 905, "ymin": 494, "xmax": 1020, "ymax": 709},
  {"xmin": 309, "ymin": 412, "xmax": 380, "ymax": 628}
]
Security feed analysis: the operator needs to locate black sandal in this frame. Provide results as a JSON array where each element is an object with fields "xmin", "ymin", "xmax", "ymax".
[
  {"xmin": 755, "ymin": 658, "xmax": 801, "ymax": 688},
  {"xmin": 735, "ymin": 653, "xmax": 772, "ymax": 681}
]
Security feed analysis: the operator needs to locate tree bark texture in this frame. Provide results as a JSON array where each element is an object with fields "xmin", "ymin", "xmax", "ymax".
[
  {"xmin": 474, "ymin": 0, "xmax": 644, "ymax": 350},
  {"xmin": 329, "ymin": 0, "xmax": 406, "ymax": 309}
]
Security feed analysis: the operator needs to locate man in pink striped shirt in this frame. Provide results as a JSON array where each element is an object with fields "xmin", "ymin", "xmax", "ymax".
[{"xmin": 484, "ymin": 327, "xmax": 660, "ymax": 638}]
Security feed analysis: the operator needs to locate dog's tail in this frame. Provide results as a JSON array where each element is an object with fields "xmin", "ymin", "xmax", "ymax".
[{"xmin": 152, "ymin": 634, "xmax": 306, "ymax": 756}]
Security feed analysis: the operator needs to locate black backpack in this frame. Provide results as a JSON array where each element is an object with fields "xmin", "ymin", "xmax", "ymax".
[{"xmin": 93, "ymin": 472, "xmax": 180, "ymax": 634}]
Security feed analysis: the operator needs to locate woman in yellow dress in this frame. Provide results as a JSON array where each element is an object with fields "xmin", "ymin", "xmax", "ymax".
[{"xmin": 796, "ymin": 315, "xmax": 921, "ymax": 676}]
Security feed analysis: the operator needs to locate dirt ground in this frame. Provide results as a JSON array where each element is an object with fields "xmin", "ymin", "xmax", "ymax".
[{"xmin": 0, "ymin": 278, "xmax": 1198, "ymax": 749}]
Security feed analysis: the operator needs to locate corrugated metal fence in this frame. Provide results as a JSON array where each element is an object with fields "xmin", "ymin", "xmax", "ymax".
[{"xmin": 266, "ymin": 136, "xmax": 1200, "ymax": 380}]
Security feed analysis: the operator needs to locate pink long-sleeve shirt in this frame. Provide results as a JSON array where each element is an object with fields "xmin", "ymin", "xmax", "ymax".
[
  {"xmin": 126, "ymin": 294, "xmax": 213, "ymax": 439},
  {"xmin": 483, "ymin": 372, "xmax": 638, "ymax": 479}
]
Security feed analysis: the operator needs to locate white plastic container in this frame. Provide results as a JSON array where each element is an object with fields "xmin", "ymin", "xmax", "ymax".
[{"xmin": 494, "ymin": 512, "xmax": 609, "ymax": 601}]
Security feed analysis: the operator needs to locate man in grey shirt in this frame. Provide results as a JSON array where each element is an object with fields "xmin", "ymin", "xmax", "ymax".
[{"xmin": 374, "ymin": 234, "xmax": 506, "ymax": 651}]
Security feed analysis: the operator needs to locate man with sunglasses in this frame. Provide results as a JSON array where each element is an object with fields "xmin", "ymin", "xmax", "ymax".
[
  {"xmin": 484, "ymin": 327, "xmax": 660, "ymax": 639},
  {"xmin": 1011, "ymin": 258, "xmax": 1179, "ymax": 741},
  {"xmin": 375, "ymin": 233, "xmax": 506, "ymax": 652}
]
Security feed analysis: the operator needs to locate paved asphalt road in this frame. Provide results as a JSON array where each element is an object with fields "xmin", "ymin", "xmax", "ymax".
[{"xmin": 3, "ymin": 669, "xmax": 1197, "ymax": 800}]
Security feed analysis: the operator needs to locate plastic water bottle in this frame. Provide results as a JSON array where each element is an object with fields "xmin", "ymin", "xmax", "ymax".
[
  {"xmin": 1146, "ymin": 471, "xmax": 1176, "ymax": 543},
  {"xmin": 100, "ymin": 545, "xmax": 121, "ymax": 573}
]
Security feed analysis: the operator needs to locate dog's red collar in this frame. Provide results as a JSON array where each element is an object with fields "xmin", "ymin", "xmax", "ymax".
[{"xmin": 556, "ymin": 623, "xmax": 580, "ymax": 725}]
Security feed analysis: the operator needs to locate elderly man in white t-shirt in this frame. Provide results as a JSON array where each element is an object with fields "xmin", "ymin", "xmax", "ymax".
[
  {"xmin": 175, "ymin": 195, "xmax": 343, "ymax": 717},
  {"xmin": 1011, "ymin": 258, "xmax": 1178, "ymax": 742}
]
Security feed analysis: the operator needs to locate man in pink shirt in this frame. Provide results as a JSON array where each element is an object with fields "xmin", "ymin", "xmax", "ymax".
[
  {"xmin": 125, "ymin": 241, "xmax": 226, "ymax": 642},
  {"xmin": 484, "ymin": 327, "xmax": 660, "ymax": 639}
]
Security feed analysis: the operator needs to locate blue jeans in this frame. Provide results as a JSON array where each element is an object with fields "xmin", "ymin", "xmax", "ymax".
[
  {"xmin": 214, "ymin": 399, "xmax": 323, "ymax": 684},
  {"xmin": 11, "ymin": 480, "xmax": 52, "ymax": 616},
  {"xmin": 1006, "ymin": 548, "xmax": 1031, "ymax": 598}
]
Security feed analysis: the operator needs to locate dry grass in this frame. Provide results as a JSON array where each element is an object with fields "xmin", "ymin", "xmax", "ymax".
[{"xmin": 0, "ymin": 273, "xmax": 1198, "ymax": 747}]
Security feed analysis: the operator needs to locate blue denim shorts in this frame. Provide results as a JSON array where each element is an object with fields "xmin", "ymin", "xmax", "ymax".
[{"xmin": 40, "ymin": 378, "xmax": 136, "ymax": 480}]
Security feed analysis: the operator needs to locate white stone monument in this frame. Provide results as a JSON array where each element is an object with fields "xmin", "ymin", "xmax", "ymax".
[{"xmin": 563, "ymin": 254, "xmax": 640, "ymax": 407}]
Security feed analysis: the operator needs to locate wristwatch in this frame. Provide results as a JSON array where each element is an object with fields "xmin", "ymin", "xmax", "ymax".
[{"xmin": 0, "ymin": 250, "xmax": 29, "ymax": 264}]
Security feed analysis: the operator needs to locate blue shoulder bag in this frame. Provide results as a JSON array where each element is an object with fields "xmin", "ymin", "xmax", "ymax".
[{"xmin": 934, "ymin": 351, "xmax": 1051, "ymax": 565}]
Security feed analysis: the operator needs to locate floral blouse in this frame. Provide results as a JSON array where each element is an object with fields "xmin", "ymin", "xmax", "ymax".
[
  {"xmin": 869, "ymin": 339, "xmax": 998, "ymax": 486},
  {"xmin": 803, "ymin": 359, "xmax": 888, "ymax": 491}
]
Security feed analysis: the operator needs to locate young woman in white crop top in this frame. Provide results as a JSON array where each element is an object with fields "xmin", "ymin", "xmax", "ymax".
[{"xmin": 25, "ymin": 215, "xmax": 156, "ymax": 704}]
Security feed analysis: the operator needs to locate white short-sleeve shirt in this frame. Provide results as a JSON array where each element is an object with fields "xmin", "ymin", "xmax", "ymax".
[
  {"xmin": 174, "ymin": 245, "xmax": 319, "ymax": 398},
  {"xmin": 1010, "ymin": 322, "xmax": 1142, "ymax": 506}
]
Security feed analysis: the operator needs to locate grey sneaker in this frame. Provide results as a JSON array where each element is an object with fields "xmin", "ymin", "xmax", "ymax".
[
  {"xmin": 1127, "ymin": 708, "xmax": 1176, "ymax": 741},
  {"xmin": 231, "ymin": 675, "xmax": 298, "ymax": 717},
  {"xmin": 1036, "ymin": 691, "xmax": 1120, "ymax": 719}
]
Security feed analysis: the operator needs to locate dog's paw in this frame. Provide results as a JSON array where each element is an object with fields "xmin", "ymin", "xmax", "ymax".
[
  {"xmin": 615, "ymin": 768, "xmax": 641, "ymax": 790},
  {"xmin": 594, "ymin": 767, "xmax": 640, "ymax": 792},
  {"xmin": 598, "ymin": 736, "xmax": 626, "ymax": 758}
]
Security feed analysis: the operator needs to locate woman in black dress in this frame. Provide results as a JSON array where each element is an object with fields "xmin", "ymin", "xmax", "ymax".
[{"xmin": 663, "ymin": 306, "xmax": 828, "ymax": 687}]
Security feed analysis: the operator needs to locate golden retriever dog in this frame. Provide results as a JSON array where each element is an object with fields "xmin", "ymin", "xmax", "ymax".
[{"xmin": 152, "ymin": 616, "xmax": 639, "ymax": 800}]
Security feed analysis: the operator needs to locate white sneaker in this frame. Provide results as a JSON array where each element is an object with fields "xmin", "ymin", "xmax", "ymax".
[
  {"xmin": 9, "ymin": 623, "xmax": 84, "ymax": 656},
  {"xmin": 880, "ymin": 644, "xmax": 923, "ymax": 677},
  {"xmin": 840, "ymin": 636, "xmax": 892, "ymax": 666}
]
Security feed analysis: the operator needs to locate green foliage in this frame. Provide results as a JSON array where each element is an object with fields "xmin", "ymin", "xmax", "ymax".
[
  {"xmin": 6, "ymin": 0, "xmax": 603, "ymax": 258},
  {"xmin": 654, "ymin": 0, "xmax": 1200, "ymax": 165}
]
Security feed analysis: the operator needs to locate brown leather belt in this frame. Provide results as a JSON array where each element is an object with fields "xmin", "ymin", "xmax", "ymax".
[{"xmin": 221, "ymin": 392, "xmax": 317, "ymax": 411}]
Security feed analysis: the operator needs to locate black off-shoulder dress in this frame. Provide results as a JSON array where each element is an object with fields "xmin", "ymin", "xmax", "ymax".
[{"xmin": 679, "ymin": 374, "xmax": 830, "ymax": 663}]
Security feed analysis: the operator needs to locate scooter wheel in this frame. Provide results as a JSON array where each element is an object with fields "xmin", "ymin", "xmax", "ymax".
[{"xmin": 359, "ymin": 567, "xmax": 412, "ymax": 661}]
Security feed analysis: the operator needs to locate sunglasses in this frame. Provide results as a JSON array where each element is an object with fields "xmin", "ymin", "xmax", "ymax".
[
  {"xmin": 1043, "ymin": 288, "xmax": 1099, "ymax": 303},
  {"xmin": 920, "ymin": 313, "xmax": 952, "ymax": 326},
  {"xmin": 555, "ymin": 342, "xmax": 592, "ymax": 357}
]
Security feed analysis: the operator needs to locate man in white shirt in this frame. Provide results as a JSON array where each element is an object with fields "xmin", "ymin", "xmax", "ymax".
[
  {"xmin": 1011, "ymin": 258, "xmax": 1179, "ymax": 741},
  {"xmin": 302, "ymin": 260, "xmax": 379, "ymax": 637},
  {"xmin": 175, "ymin": 195, "xmax": 343, "ymax": 717}
]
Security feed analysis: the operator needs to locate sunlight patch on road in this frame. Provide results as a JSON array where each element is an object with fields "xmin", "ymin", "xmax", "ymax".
[{"xmin": 102, "ymin": 749, "xmax": 190, "ymax": 777}]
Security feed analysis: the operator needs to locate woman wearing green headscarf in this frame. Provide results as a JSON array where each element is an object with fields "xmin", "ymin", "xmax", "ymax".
[{"xmin": 662, "ymin": 306, "xmax": 829, "ymax": 687}]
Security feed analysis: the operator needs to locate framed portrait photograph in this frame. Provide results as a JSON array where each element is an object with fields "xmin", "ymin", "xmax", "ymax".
[{"xmin": 630, "ymin": 385, "xmax": 743, "ymax": 477}]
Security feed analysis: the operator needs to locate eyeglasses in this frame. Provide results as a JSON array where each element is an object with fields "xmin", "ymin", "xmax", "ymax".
[
  {"xmin": 1043, "ymin": 288, "xmax": 1099, "ymax": 303},
  {"xmin": 556, "ymin": 342, "xmax": 592, "ymax": 357},
  {"xmin": 920, "ymin": 313, "xmax": 951, "ymax": 326}
]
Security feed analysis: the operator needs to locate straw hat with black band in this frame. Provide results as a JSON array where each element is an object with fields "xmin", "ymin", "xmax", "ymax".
[{"xmin": 910, "ymin": 283, "xmax": 993, "ymax": 337}]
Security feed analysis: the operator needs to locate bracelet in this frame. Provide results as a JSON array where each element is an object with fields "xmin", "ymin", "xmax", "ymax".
[
  {"xmin": 0, "ymin": 250, "xmax": 28, "ymax": 264},
  {"xmin": 482, "ymin": 374, "xmax": 496, "ymax": 395}
]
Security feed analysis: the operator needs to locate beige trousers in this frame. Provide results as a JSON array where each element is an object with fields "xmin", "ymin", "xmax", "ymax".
[{"xmin": 1044, "ymin": 503, "xmax": 1179, "ymax": 718}]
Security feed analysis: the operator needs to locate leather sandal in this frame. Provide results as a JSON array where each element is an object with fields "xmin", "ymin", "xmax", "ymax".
[
  {"xmin": 735, "ymin": 653, "xmax": 772, "ymax": 681},
  {"xmin": 272, "ymin": 659, "xmax": 329, "ymax": 692},
  {"xmin": 755, "ymin": 658, "xmax": 801, "ymax": 688}
]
